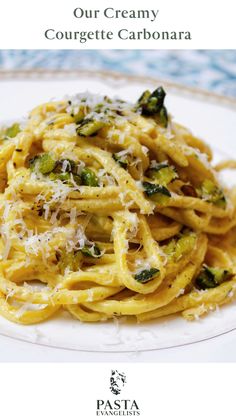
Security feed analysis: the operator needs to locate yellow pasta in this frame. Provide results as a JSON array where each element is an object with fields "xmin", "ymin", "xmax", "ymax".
[{"xmin": 0, "ymin": 86, "xmax": 235, "ymax": 325}]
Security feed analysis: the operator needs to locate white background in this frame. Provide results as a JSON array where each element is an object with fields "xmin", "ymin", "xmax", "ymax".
[
  {"xmin": 0, "ymin": 363, "xmax": 235, "ymax": 418},
  {"xmin": 0, "ymin": 0, "xmax": 235, "ymax": 48}
]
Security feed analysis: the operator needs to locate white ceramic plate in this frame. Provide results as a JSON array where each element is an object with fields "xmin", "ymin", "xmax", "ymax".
[{"xmin": 0, "ymin": 70, "xmax": 236, "ymax": 358}]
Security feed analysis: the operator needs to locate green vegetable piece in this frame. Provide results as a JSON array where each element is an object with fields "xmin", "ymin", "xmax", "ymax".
[
  {"xmin": 38, "ymin": 154, "xmax": 56, "ymax": 174},
  {"xmin": 137, "ymin": 87, "xmax": 169, "ymax": 127},
  {"xmin": 201, "ymin": 179, "xmax": 215, "ymax": 195},
  {"xmin": 81, "ymin": 244, "xmax": 101, "ymax": 258},
  {"xmin": 73, "ymin": 108, "xmax": 85, "ymax": 124},
  {"xmin": 5, "ymin": 123, "xmax": 21, "ymax": 138},
  {"xmin": 135, "ymin": 268, "xmax": 159, "ymax": 283},
  {"xmin": 196, "ymin": 265, "xmax": 231, "ymax": 290},
  {"xmin": 113, "ymin": 153, "xmax": 128, "ymax": 169},
  {"xmin": 147, "ymin": 163, "xmax": 177, "ymax": 186},
  {"xmin": 137, "ymin": 90, "xmax": 151, "ymax": 107},
  {"xmin": 138, "ymin": 87, "xmax": 165, "ymax": 113},
  {"xmin": 143, "ymin": 182, "xmax": 171, "ymax": 197},
  {"xmin": 201, "ymin": 179, "xmax": 226, "ymax": 209},
  {"xmin": 51, "ymin": 159, "xmax": 81, "ymax": 185},
  {"xmin": 76, "ymin": 118, "xmax": 106, "ymax": 137},
  {"xmin": 196, "ymin": 272, "xmax": 217, "ymax": 290},
  {"xmin": 163, "ymin": 240, "xmax": 176, "ymax": 257},
  {"xmin": 164, "ymin": 231, "xmax": 197, "ymax": 261},
  {"xmin": 174, "ymin": 233, "xmax": 196, "ymax": 261},
  {"xmin": 208, "ymin": 267, "xmax": 230, "ymax": 284},
  {"xmin": 145, "ymin": 89, "xmax": 164, "ymax": 114},
  {"xmin": 29, "ymin": 153, "xmax": 56, "ymax": 174},
  {"xmin": 29, "ymin": 154, "xmax": 83, "ymax": 187},
  {"xmin": 152, "ymin": 86, "xmax": 166, "ymax": 102},
  {"xmin": 159, "ymin": 106, "xmax": 168, "ymax": 128},
  {"xmin": 81, "ymin": 168, "xmax": 99, "ymax": 187},
  {"xmin": 58, "ymin": 250, "xmax": 82, "ymax": 273},
  {"xmin": 215, "ymin": 197, "xmax": 226, "ymax": 209}
]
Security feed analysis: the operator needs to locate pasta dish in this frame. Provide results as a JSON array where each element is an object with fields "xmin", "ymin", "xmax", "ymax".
[{"xmin": 0, "ymin": 86, "xmax": 235, "ymax": 325}]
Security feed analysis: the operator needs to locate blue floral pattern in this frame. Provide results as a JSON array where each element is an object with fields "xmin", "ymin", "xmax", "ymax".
[{"xmin": 0, "ymin": 50, "xmax": 235, "ymax": 98}]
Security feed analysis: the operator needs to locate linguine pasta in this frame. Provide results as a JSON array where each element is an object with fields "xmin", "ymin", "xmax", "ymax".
[{"xmin": 0, "ymin": 87, "xmax": 235, "ymax": 325}]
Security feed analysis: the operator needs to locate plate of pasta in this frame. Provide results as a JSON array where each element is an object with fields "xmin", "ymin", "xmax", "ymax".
[{"xmin": 0, "ymin": 70, "xmax": 235, "ymax": 353}]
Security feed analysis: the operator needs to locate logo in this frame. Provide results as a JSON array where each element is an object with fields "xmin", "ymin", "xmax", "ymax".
[
  {"xmin": 110, "ymin": 370, "xmax": 126, "ymax": 395},
  {"xmin": 96, "ymin": 370, "xmax": 140, "ymax": 416}
]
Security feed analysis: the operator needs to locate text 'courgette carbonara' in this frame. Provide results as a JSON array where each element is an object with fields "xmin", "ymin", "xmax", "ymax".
[{"xmin": 0, "ymin": 87, "xmax": 235, "ymax": 325}]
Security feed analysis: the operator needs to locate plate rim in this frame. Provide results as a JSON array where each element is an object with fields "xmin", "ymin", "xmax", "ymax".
[
  {"xmin": 0, "ymin": 68, "xmax": 236, "ymax": 111},
  {"xmin": 1, "ymin": 318, "xmax": 236, "ymax": 354}
]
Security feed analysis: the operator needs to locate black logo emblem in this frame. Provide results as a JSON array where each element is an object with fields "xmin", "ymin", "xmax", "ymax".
[{"xmin": 110, "ymin": 370, "xmax": 127, "ymax": 395}]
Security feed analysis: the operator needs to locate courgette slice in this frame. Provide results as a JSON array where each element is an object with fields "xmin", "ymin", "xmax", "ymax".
[
  {"xmin": 58, "ymin": 249, "xmax": 82, "ymax": 273},
  {"xmin": 196, "ymin": 265, "xmax": 231, "ymax": 290},
  {"xmin": 81, "ymin": 244, "xmax": 101, "ymax": 258},
  {"xmin": 5, "ymin": 123, "xmax": 21, "ymax": 138},
  {"xmin": 163, "ymin": 231, "xmax": 197, "ymax": 261},
  {"xmin": 76, "ymin": 118, "xmax": 106, "ymax": 137},
  {"xmin": 143, "ymin": 182, "xmax": 171, "ymax": 197},
  {"xmin": 81, "ymin": 168, "xmax": 99, "ymax": 187},
  {"xmin": 29, "ymin": 153, "xmax": 56, "ymax": 175},
  {"xmin": 137, "ymin": 87, "xmax": 169, "ymax": 127},
  {"xmin": 200, "ymin": 179, "xmax": 226, "ymax": 209},
  {"xmin": 135, "ymin": 267, "xmax": 160, "ymax": 283},
  {"xmin": 147, "ymin": 163, "xmax": 177, "ymax": 186}
]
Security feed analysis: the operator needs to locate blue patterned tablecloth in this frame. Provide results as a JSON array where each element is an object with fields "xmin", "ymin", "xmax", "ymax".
[{"xmin": 0, "ymin": 50, "xmax": 236, "ymax": 98}]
